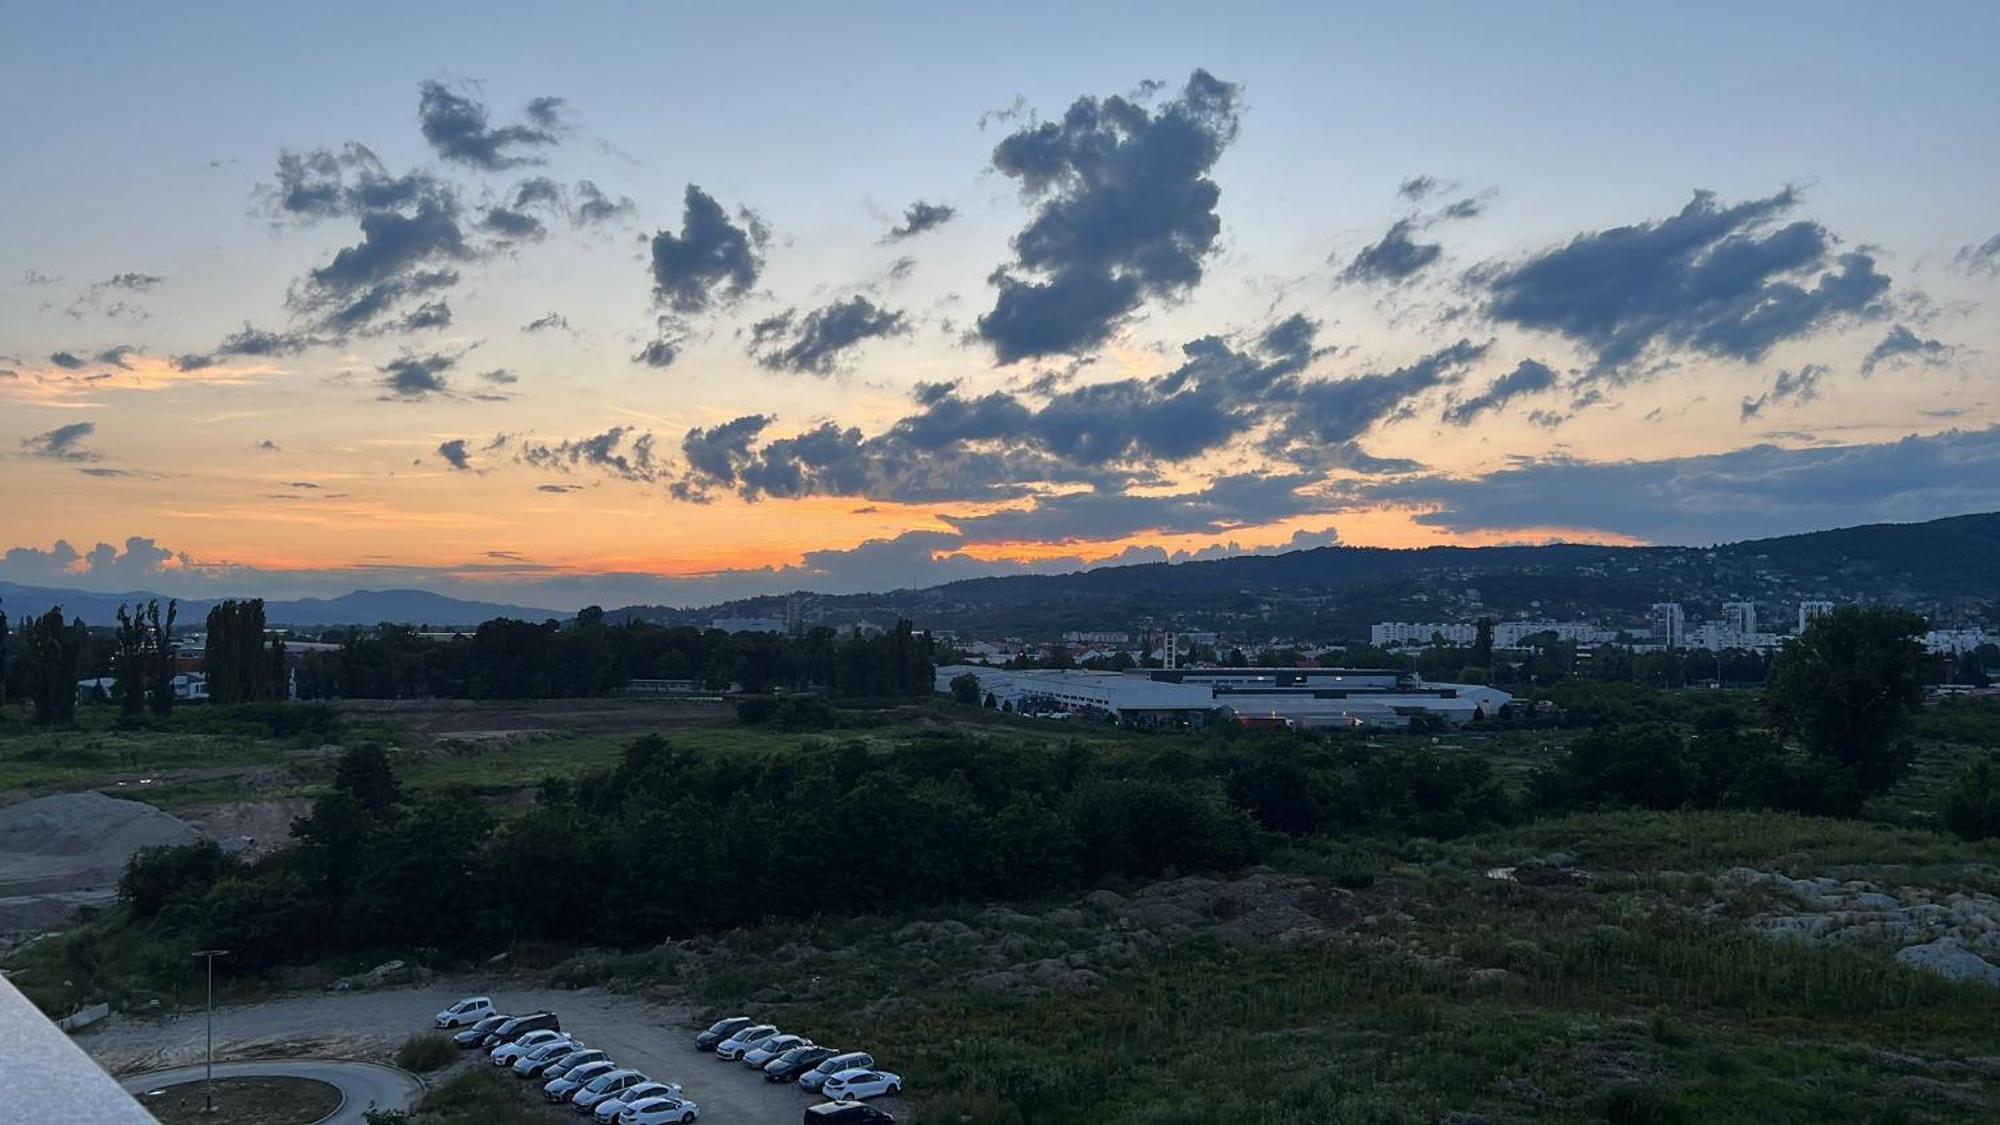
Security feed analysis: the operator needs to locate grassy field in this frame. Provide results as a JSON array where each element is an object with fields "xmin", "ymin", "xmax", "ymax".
[{"xmin": 564, "ymin": 807, "xmax": 2000, "ymax": 1123}]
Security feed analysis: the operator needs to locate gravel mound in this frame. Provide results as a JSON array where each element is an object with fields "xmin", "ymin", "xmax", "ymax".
[{"xmin": 0, "ymin": 792, "xmax": 200, "ymax": 898}]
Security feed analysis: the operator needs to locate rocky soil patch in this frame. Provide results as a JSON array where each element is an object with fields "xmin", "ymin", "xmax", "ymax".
[{"xmin": 1715, "ymin": 867, "xmax": 2000, "ymax": 985}]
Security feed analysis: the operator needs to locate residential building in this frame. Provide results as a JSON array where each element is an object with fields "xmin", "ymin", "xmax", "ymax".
[
  {"xmin": 1650, "ymin": 603, "xmax": 1686, "ymax": 649},
  {"xmin": 709, "ymin": 616, "xmax": 787, "ymax": 634},
  {"xmin": 1722, "ymin": 601, "xmax": 1757, "ymax": 636},
  {"xmin": 1798, "ymin": 601, "xmax": 1835, "ymax": 633}
]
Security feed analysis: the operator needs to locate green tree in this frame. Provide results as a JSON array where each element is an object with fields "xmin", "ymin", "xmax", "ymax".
[
  {"xmin": 1471, "ymin": 616, "xmax": 1495, "ymax": 669},
  {"xmin": 24, "ymin": 606, "xmax": 83, "ymax": 724},
  {"xmin": 145, "ymin": 600, "xmax": 179, "ymax": 718},
  {"xmin": 112, "ymin": 604, "xmax": 148, "ymax": 719},
  {"xmin": 1764, "ymin": 605, "xmax": 1928, "ymax": 811},
  {"xmin": 949, "ymin": 671, "xmax": 982, "ymax": 705},
  {"xmin": 333, "ymin": 744, "xmax": 402, "ymax": 811},
  {"xmin": 1942, "ymin": 754, "xmax": 2000, "ymax": 841}
]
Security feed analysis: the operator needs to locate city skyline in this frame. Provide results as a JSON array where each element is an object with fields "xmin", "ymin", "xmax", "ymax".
[{"xmin": 5, "ymin": 2, "xmax": 1999, "ymax": 611}]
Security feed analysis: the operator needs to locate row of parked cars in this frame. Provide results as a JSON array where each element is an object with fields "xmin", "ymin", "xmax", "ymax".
[
  {"xmin": 694, "ymin": 1015, "xmax": 902, "ymax": 1122},
  {"xmin": 435, "ymin": 997, "xmax": 699, "ymax": 1124}
]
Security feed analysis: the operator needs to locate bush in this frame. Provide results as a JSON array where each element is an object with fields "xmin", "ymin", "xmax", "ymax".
[
  {"xmin": 394, "ymin": 1032, "xmax": 457, "ymax": 1072},
  {"xmin": 1942, "ymin": 754, "xmax": 2000, "ymax": 841}
]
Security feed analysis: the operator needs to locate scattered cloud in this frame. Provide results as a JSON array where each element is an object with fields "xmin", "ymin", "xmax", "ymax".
[
  {"xmin": 748, "ymin": 296, "xmax": 911, "ymax": 374},
  {"xmin": 977, "ymin": 69, "xmax": 1241, "ymax": 363},
  {"xmin": 21, "ymin": 422, "xmax": 101, "ymax": 461},
  {"xmin": 648, "ymin": 185, "xmax": 767, "ymax": 314},
  {"xmin": 1340, "ymin": 218, "xmax": 1443, "ymax": 285},
  {"xmin": 885, "ymin": 200, "xmax": 956, "ymax": 241},
  {"xmin": 1956, "ymin": 233, "xmax": 2000, "ymax": 278},
  {"xmin": 417, "ymin": 79, "xmax": 564, "ymax": 171},
  {"xmin": 518, "ymin": 426, "xmax": 659, "ymax": 482},
  {"xmin": 1861, "ymin": 324, "xmax": 1950, "ymax": 376},
  {"xmin": 1484, "ymin": 188, "xmax": 1891, "ymax": 375},
  {"xmin": 522, "ymin": 312, "xmax": 570, "ymax": 334},
  {"xmin": 377, "ymin": 351, "xmax": 458, "ymax": 399},
  {"xmin": 1441, "ymin": 358, "xmax": 1559, "ymax": 425},
  {"xmin": 437, "ymin": 438, "xmax": 472, "ymax": 470}
]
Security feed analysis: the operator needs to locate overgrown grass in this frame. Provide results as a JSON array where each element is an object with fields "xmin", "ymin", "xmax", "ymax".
[
  {"xmin": 404, "ymin": 1068, "xmax": 545, "ymax": 1124},
  {"xmin": 394, "ymin": 1032, "xmax": 457, "ymax": 1072}
]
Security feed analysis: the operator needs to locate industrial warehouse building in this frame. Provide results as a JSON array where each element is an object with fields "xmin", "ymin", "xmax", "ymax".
[{"xmin": 935, "ymin": 665, "xmax": 1511, "ymax": 728}]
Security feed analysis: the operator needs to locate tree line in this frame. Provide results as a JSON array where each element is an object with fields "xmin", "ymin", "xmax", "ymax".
[{"xmin": 293, "ymin": 613, "xmax": 935, "ymax": 701}]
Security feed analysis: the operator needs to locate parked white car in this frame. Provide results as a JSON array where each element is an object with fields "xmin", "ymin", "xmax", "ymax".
[
  {"xmin": 492, "ymin": 1029, "xmax": 567, "ymax": 1066},
  {"xmin": 572, "ymin": 1069, "xmax": 650, "ymax": 1112},
  {"xmin": 434, "ymin": 996, "xmax": 494, "ymax": 1028},
  {"xmin": 822, "ymin": 1069, "xmax": 902, "ymax": 1100},
  {"xmin": 593, "ymin": 1081, "xmax": 682, "ymax": 1124},
  {"xmin": 741, "ymin": 1033, "xmax": 809, "ymax": 1068},
  {"xmin": 619, "ymin": 1095, "xmax": 700, "ymax": 1124},
  {"xmin": 713, "ymin": 1023, "xmax": 779, "ymax": 1061},
  {"xmin": 546, "ymin": 1059, "xmax": 618, "ymax": 1102},
  {"xmin": 542, "ymin": 1048, "xmax": 610, "ymax": 1081},
  {"xmin": 798, "ymin": 1052, "xmax": 873, "ymax": 1093},
  {"xmin": 514, "ymin": 1039, "xmax": 586, "ymax": 1077}
]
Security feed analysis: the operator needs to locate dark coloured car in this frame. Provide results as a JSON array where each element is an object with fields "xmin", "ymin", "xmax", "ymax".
[
  {"xmin": 454, "ymin": 1013, "xmax": 510, "ymax": 1048},
  {"xmin": 481, "ymin": 1011, "xmax": 560, "ymax": 1048},
  {"xmin": 693, "ymin": 1015, "xmax": 751, "ymax": 1052},
  {"xmin": 765, "ymin": 1044, "xmax": 837, "ymax": 1083},
  {"xmin": 804, "ymin": 1102, "xmax": 895, "ymax": 1125}
]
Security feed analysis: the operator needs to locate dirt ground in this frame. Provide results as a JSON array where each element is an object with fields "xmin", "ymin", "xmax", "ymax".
[
  {"xmin": 84, "ymin": 976, "xmax": 910, "ymax": 1124},
  {"xmin": 142, "ymin": 1076, "xmax": 340, "ymax": 1125},
  {"xmin": 334, "ymin": 697, "xmax": 733, "ymax": 737}
]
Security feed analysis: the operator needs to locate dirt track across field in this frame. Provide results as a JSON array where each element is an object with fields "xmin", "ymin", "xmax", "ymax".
[
  {"xmin": 86, "ymin": 977, "xmax": 909, "ymax": 1124},
  {"xmin": 334, "ymin": 697, "xmax": 733, "ymax": 738}
]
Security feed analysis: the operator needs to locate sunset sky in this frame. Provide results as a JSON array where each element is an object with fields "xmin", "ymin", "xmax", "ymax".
[{"xmin": 4, "ymin": 2, "xmax": 1998, "ymax": 611}]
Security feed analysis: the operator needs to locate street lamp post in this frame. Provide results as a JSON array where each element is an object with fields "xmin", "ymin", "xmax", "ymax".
[{"xmin": 192, "ymin": 949, "xmax": 229, "ymax": 1114}]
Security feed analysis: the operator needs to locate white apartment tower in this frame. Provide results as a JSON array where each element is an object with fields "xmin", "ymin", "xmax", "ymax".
[
  {"xmin": 1798, "ymin": 601, "xmax": 1835, "ymax": 634},
  {"xmin": 1722, "ymin": 601, "xmax": 1757, "ymax": 636},
  {"xmin": 1650, "ymin": 602, "xmax": 1686, "ymax": 649}
]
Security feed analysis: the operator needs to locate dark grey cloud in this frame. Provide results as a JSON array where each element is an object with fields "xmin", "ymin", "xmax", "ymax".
[
  {"xmin": 1740, "ymin": 362, "xmax": 1829, "ymax": 421},
  {"xmin": 1861, "ymin": 324, "xmax": 1949, "ymax": 375},
  {"xmin": 537, "ymin": 483, "xmax": 584, "ymax": 494},
  {"xmin": 256, "ymin": 439, "xmax": 280, "ymax": 451},
  {"xmin": 633, "ymin": 325, "xmax": 683, "ymax": 369},
  {"xmin": 885, "ymin": 200, "xmax": 956, "ymax": 241},
  {"xmin": 378, "ymin": 351, "xmax": 457, "ymax": 399},
  {"xmin": 976, "ymin": 69, "xmax": 1241, "ymax": 363},
  {"xmin": 22, "ymin": 422, "xmax": 99, "ymax": 461},
  {"xmin": 518, "ymin": 426, "xmax": 658, "ymax": 482},
  {"xmin": 939, "ymin": 472, "xmax": 1318, "ymax": 543},
  {"xmin": 175, "ymin": 324, "xmax": 323, "ymax": 370},
  {"xmin": 1442, "ymin": 197, "xmax": 1484, "ymax": 220},
  {"xmin": 675, "ymin": 414, "xmax": 771, "ymax": 492},
  {"xmin": 437, "ymin": 439, "xmax": 472, "ymax": 470},
  {"xmin": 1340, "ymin": 218, "xmax": 1443, "ymax": 285},
  {"xmin": 1344, "ymin": 425, "xmax": 2000, "ymax": 543},
  {"xmin": 94, "ymin": 345, "xmax": 139, "ymax": 369},
  {"xmin": 1398, "ymin": 175, "xmax": 1439, "ymax": 202},
  {"xmin": 748, "ymin": 296, "xmax": 910, "ymax": 374},
  {"xmin": 572, "ymin": 180, "xmax": 634, "ymax": 225},
  {"xmin": 265, "ymin": 143, "xmax": 449, "ymax": 221},
  {"xmin": 1956, "ymin": 233, "xmax": 2000, "ymax": 278},
  {"xmin": 482, "ymin": 368, "xmax": 517, "ymax": 385},
  {"xmin": 648, "ymin": 185, "xmax": 767, "ymax": 314},
  {"xmin": 1265, "ymin": 338, "xmax": 1488, "ymax": 454},
  {"xmin": 1485, "ymin": 189, "xmax": 1891, "ymax": 374},
  {"xmin": 480, "ymin": 206, "xmax": 545, "ymax": 240},
  {"xmin": 522, "ymin": 312, "xmax": 569, "ymax": 334},
  {"xmin": 49, "ymin": 351, "xmax": 86, "ymax": 369},
  {"xmin": 389, "ymin": 299, "xmax": 452, "ymax": 333},
  {"xmin": 101, "ymin": 272, "xmax": 163, "ymax": 292},
  {"xmin": 23, "ymin": 270, "xmax": 59, "ymax": 286},
  {"xmin": 670, "ymin": 315, "xmax": 1433, "ymax": 507},
  {"xmin": 1441, "ymin": 358, "xmax": 1559, "ymax": 425},
  {"xmin": 417, "ymin": 79, "xmax": 563, "ymax": 170}
]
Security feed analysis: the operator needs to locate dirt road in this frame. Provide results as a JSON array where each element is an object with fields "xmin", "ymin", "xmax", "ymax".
[{"xmin": 85, "ymin": 977, "xmax": 909, "ymax": 1124}]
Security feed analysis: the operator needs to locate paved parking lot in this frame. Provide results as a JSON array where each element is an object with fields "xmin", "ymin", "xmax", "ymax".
[{"xmin": 86, "ymin": 977, "xmax": 908, "ymax": 1124}]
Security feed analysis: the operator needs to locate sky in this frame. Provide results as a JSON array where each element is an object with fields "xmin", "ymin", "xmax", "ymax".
[{"xmin": 3, "ymin": 1, "xmax": 1998, "ymax": 612}]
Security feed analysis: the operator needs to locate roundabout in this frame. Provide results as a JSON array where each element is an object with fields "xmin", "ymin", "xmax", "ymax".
[{"xmin": 120, "ymin": 1059, "xmax": 423, "ymax": 1125}]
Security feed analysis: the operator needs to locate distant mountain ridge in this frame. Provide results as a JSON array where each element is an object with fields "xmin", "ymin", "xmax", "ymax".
[
  {"xmin": 614, "ymin": 511, "xmax": 2000, "ymax": 637},
  {"xmin": 0, "ymin": 584, "xmax": 559, "ymax": 628}
]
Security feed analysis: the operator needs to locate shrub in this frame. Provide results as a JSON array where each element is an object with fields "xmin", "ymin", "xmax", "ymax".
[
  {"xmin": 1942, "ymin": 754, "xmax": 2000, "ymax": 841},
  {"xmin": 394, "ymin": 1032, "xmax": 457, "ymax": 1072}
]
